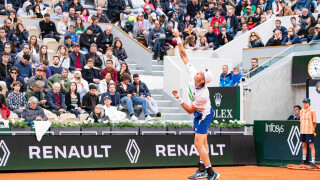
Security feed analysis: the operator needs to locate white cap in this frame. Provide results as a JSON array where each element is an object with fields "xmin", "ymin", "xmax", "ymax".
[
  {"xmin": 151, "ymin": 12, "xmax": 157, "ymax": 20},
  {"xmin": 203, "ymin": 69, "xmax": 213, "ymax": 85}
]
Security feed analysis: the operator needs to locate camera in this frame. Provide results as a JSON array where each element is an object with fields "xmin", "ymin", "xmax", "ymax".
[{"xmin": 240, "ymin": 77, "xmax": 247, "ymax": 83}]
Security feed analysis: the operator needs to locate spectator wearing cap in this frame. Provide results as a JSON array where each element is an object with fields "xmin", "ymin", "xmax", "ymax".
[
  {"xmin": 274, "ymin": 20, "xmax": 288, "ymax": 38},
  {"xmin": 71, "ymin": 71, "xmax": 89, "ymax": 99},
  {"xmin": 288, "ymin": 105, "xmax": 301, "ymax": 120},
  {"xmin": 100, "ymin": 83, "xmax": 120, "ymax": 106},
  {"xmin": 17, "ymin": 1, "xmax": 34, "ymax": 17},
  {"xmin": 0, "ymin": 52, "xmax": 11, "ymax": 87},
  {"xmin": 103, "ymin": 95, "xmax": 127, "ymax": 122},
  {"xmin": 81, "ymin": 58, "xmax": 100, "ymax": 86},
  {"xmin": 45, "ymin": 82, "xmax": 67, "ymax": 115},
  {"xmin": 11, "ymin": 36, "xmax": 22, "ymax": 57},
  {"xmin": 79, "ymin": 26, "xmax": 95, "ymax": 53},
  {"xmin": 29, "ymin": 65, "xmax": 51, "ymax": 93},
  {"xmin": 54, "ymin": 0, "xmax": 69, "ymax": 12},
  {"xmin": 40, "ymin": 13, "xmax": 61, "ymax": 42},
  {"xmin": 243, "ymin": 6, "xmax": 254, "ymax": 21},
  {"xmin": 278, "ymin": 0, "xmax": 293, "ymax": 17},
  {"xmin": 34, "ymin": 60, "xmax": 52, "ymax": 79},
  {"xmin": 69, "ymin": 44, "xmax": 86, "ymax": 72},
  {"xmin": 48, "ymin": 68, "xmax": 71, "ymax": 94},
  {"xmin": 0, "ymin": 27, "xmax": 9, "ymax": 52},
  {"xmin": 219, "ymin": 65, "xmax": 233, "ymax": 87},
  {"xmin": 266, "ymin": 30, "xmax": 283, "ymax": 46},
  {"xmin": 311, "ymin": 24, "xmax": 320, "ymax": 43},
  {"xmin": 210, "ymin": 10, "xmax": 224, "ymax": 26},
  {"xmin": 82, "ymin": 84, "xmax": 99, "ymax": 114},
  {"xmin": 7, "ymin": 81, "xmax": 27, "ymax": 116},
  {"xmin": 64, "ymin": 25, "xmax": 79, "ymax": 45},
  {"xmin": 96, "ymin": 26, "xmax": 114, "ymax": 54},
  {"xmin": 64, "ymin": 35, "xmax": 76, "ymax": 53},
  {"xmin": 85, "ymin": 44, "xmax": 103, "ymax": 70},
  {"xmin": 148, "ymin": 20, "xmax": 166, "ymax": 61},
  {"xmin": 14, "ymin": 53, "xmax": 33, "ymax": 83}
]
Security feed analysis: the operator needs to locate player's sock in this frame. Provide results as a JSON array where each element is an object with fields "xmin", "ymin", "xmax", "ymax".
[
  {"xmin": 198, "ymin": 161, "xmax": 205, "ymax": 172},
  {"xmin": 303, "ymin": 156, "xmax": 306, "ymax": 161},
  {"xmin": 205, "ymin": 164, "xmax": 214, "ymax": 176},
  {"xmin": 312, "ymin": 158, "xmax": 315, "ymax": 164}
]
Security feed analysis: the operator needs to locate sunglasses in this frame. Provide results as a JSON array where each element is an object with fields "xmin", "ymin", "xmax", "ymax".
[
  {"xmin": 10, "ymin": 72, "xmax": 17, "ymax": 74},
  {"xmin": 251, "ymin": 34, "xmax": 256, "ymax": 37},
  {"xmin": 37, "ymin": 69, "xmax": 43, "ymax": 72}
]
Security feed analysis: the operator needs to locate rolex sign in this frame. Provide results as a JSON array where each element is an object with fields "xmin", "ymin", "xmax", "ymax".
[{"xmin": 208, "ymin": 87, "xmax": 241, "ymax": 122}]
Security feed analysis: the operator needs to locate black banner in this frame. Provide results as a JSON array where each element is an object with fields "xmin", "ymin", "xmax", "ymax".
[
  {"xmin": 292, "ymin": 54, "xmax": 320, "ymax": 85},
  {"xmin": 0, "ymin": 135, "xmax": 255, "ymax": 171}
]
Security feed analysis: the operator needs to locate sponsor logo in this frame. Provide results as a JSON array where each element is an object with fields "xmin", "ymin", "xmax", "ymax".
[
  {"xmin": 0, "ymin": 140, "xmax": 10, "ymax": 167},
  {"xmin": 265, "ymin": 123, "xmax": 284, "ymax": 134},
  {"xmin": 287, "ymin": 126, "xmax": 302, "ymax": 156},
  {"xmin": 156, "ymin": 144, "xmax": 226, "ymax": 157},
  {"xmin": 126, "ymin": 139, "xmax": 140, "ymax": 163},
  {"xmin": 214, "ymin": 93, "xmax": 222, "ymax": 107},
  {"xmin": 316, "ymin": 81, "xmax": 320, "ymax": 94}
]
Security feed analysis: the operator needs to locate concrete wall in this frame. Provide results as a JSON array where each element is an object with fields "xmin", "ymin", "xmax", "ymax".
[{"xmin": 163, "ymin": 56, "xmax": 232, "ymax": 102}]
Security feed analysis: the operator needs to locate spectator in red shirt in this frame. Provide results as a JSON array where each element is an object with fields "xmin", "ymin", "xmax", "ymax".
[
  {"xmin": 210, "ymin": 10, "xmax": 224, "ymax": 26},
  {"xmin": 212, "ymin": 21, "xmax": 221, "ymax": 35},
  {"xmin": 101, "ymin": 60, "xmax": 118, "ymax": 84}
]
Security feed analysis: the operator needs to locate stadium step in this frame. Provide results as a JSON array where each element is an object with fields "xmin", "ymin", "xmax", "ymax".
[
  {"xmin": 151, "ymin": 71, "xmax": 164, "ymax": 76},
  {"xmin": 152, "ymin": 60, "xmax": 164, "ymax": 65},
  {"xmin": 128, "ymin": 63, "xmax": 138, "ymax": 70},
  {"xmin": 151, "ymin": 94, "xmax": 164, "ymax": 100},
  {"xmin": 161, "ymin": 113, "xmax": 192, "ymax": 121},
  {"xmin": 158, "ymin": 107, "xmax": 180, "ymax": 113},
  {"xmin": 152, "ymin": 65, "xmax": 164, "ymax": 71},
  {"xmin": 130, "ymin": 69, "xmax": 144, "ymax": 74}
]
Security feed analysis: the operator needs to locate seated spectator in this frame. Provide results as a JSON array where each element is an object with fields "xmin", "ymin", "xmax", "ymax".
[
  {"xmin": 82, "ymin": 84, "xmax": 99, "ymax": 114},
  {"xmin": 25, "ymin": 80, "xmax": 47, "ymax": 108},
  {"xmin": 65, "ymin": 82, "xmax": 84, "ymax": 117},
  {"xmin": 288, "ymin": 105, "xmax": 301, "ymax": 120},
  {"xmin": 247, "ymin": 17, "xmax": 256, "ymax": 30},
  {"xmin": 69, "ymin": 7, "xmax": 77, "ymax": 21},
  {"xmin": 294, "ymin": 1, "xmax": 311, "ymax": 14},
  {"xmin": 99, "ymin": 72, "xmax": 115, "ymax": 94},
  {"xmin": 282, "ymin": 28, "xmax": 302, "ymax": 45},
  {"xmin": 69, "ymin": 0, "xmax": 83, "ymax": 12},
  {"xmin": 29, "ymin": 65, "xmax": 50, "ymax": 93},
  {"xmin": 248, "ymin": 58, "xmax": 264, "ymax": 77},
  {"xmin": 72, "ymin": 18, "xmax": 83, "ymax": 36},
  {"xmin": 232, "ymin": 67, "xmax": 243, "ymax": 86},
  {"xmin": 297, "ymin": 16, "xmax": 315, "ymax": 42},
  {"xmin": 81, "ymin": 58, "xmax": 100, "ymax": 86},
  {"xmin": 205, "ymin": 26, "xmax": 218, "ymax": 49},
  {"xmin": 5, "ymin": 66, "xmax": 27, "ymax": 95},
  {"xmin": 55, "ymin": 0, "xmax": 69, "ymax": 12},
  {"xmin": 37, "ymin": 45, "xmax": 51, "ymax": 67},
  {"xmin": 274, "ymin": 20, "xmax": 288, "ymax": 38},
  {"xmin": 194, "ymin": 36, "xmax": 209, "ymax": 50},
  {"xmin": 64, "ymin": 25, "xmax": 79, "ymax": 45},
  {"xmin": 225, "ymin": 9, "xmax": 238, "ymax": 35},
  {"xmin": 243, "ymin": 6, "xmax": 254, "ymax": 21},
  {"xmin": 235, "ymin": 0, "xmax": 246, "ymax": 17},
  {"xmin": 210, "ymin": 10, "xmax": 224, "ymax": 26},
  {"xmin": 311, "ymin": 24, "xmax": 320, "ymax": 43},
  {"xmin": 103, "ymin": 96, "xmax": 126, "ymax": 121},
  {"xmin": 9, "ymin": 1, "xmax": 21, "ymax": 12},
  {"xmin": 29, "ymin": 35, "xmax": 39, "ymax": 54},
  {"xmin": 279, "ymin": 0, "xmax": 293, "ymax": 17},
  {"xmin": 205, "ymin": 2, "xmax": 217, "ymax": 22},
  {"xmin": 79, "ymin": 26, "xmax": 95, "ymax": 53},
  {"xmin": 0, "ymin": 43, "xmax": 15, "ymax": 66},
  {"xmin": 194, "ymin": 12, "xmax": 203, "ymax": 30},
  {"xmin": 183, "ymin": 34, "xmax": 196, "ymax": 49},
  {"xmin": 243, "ymin": 0, "xmax": 256, "ymax": 14},
  {"xmin": 45, "ymin": 82, "xmax": 67, "ymax": 115},
  {"xmin": 107, "ymin": 0, "xmax": 124, "ymax": 22},
  {"xmin": 291, "ymin": 17, "xmax": 301, "ymax": 34},
  {"xmin": 0, "ymin": 27, "xmax": 9, "ymax": 52},
  {"xmin": 133, "ymin": 13, "xmax": 151, "ymax": 46},
  {"xmin": 266, "ymin": 30, "xmax": 284, "ymax": 46},
  {"xmin": 69, "ymin": 44, "xmax": 86, "ymax": 72},
  {"xmin": 212, "ymin": 21, "xmax": 221, "ymax": 35},
  {"xmin": 149, "ymin": 20, "xmax": 166, "ymax": 61},
  {"xmin": 132, "ymin": 74, "xmax": 161, "ymax": 117},
  {"xmin": 248, "ymin": 32, "xmax": 264, "ymax": 48},
  {"xmin": 64, "ymin": 36, "xmax": 76, "ymax": 53},
  {"xmin": 100, "ymin": 83, "xmax": 119, "ymax": 106},
  {"xmin": 118, "ymin": 63, "xmax": 131, "ymax": 83},
  {"xmin": 101, "ymin": 60, "xmax": 118, "ymax": 83},
  {"xmin": 116, "ymin": 73, "xmax": 153, "ymax": 121},
  {"xmin": 57, "ymin": 14, "xmax": 70, "ymax": 37},
  {"xmin": 11, "ymin": 37, "xmax": 23, "ymax": 57},
  {"xmin": 159, "ymin": 14, "xmax": 168, "ymax": 29},
  {"xmin": 87, "ymin": 17, "xmax": 103, "ymax": 38},
  {"xmin": 17, "ymin": 1, "xmax": 34, "ymax": 17},
  {"xmin": 254, "ymin": 7, "xmax": 263, "ymax": 22},
  {"xmin": 85, "ymin": 44, "xmax": 103, "ymax": 70},
  {"xmin": 14, "ymin": 53, "xmax": 32, "ymax": 83},
  {"xmin": 7, "ymin": 81, "xmax": 27, "ymax": 116},
  {"xmin": 263, "ymin": 0, "xmax": 275, "ymax": 12},
  {"xmin": 48, "ymin": 68, "xmax": 71, "ymax": 94},
  {"xmin": 92, "ymin": 6, "xmax": 110, "ymax": 23},
  {"xmin": 186, "ymin": 0, "xmax": 201, "ymax": 17},
  {"xmin": 50, "ymin": 6, "xmax": 64, "ymax": 20},
  {"xmin": 50, "ymin": 56, "xmax": 62, "ymax": 76},
  {"xmin": 183, "ymin": 24, "xmax": 197, "ymax": 41},
  {"xmin": 22, "ymin": 96, "xmax": 48, "ymax": 122},
  {"xmin": 96, "ymin": 26, "xmax": 113, "ymax": 54},
  {"xmin": 87, "ymin": 104, "xmax": 109, "ymax": 122},
  {"xmin": 0, "ymin": 52, "xmax": 11, "ymax": 87},
  {"xmin": 131, "ymin": 0, "xmax": 145, "ymax": 14},
  {"xmin": 217, "ymin": 27, "xmax": 233, "ymax": 47},
  {"xmin": 102, "ymin": 48, "xmax": 121, "ymax": 71},
  {"xmin": 16, "ymin": 44, "xmax": 36, "ymax": 66},
  {"xmin": 70, "ymin": 71, "xmax": 89, "ymax": 99},
  {"xmin": 299, "ymin": 8, "xmax": 311, "ymax": 26},
  {"xmin": 14, "ymin": 23, "xmax": 28, "ymax": 45},
  {"xmin": 235, "ymin": 23, "xmax": 248, "ymax": 38},
  {"xmin": 57, "ymin": 45, "xmax": 70, "ymax": 70},
  {"xmin": 165, "ymin": 22, "xmax": 177, "ymax": 48},
  {"xmin": 219, "ymin": 65, "xmax": 233, "ymax": 87},
  {"xmin": 40, "ymin": 13, "xmax": 61, "ymax": 42},
  {"xmin": 254, "ymin": 14, "xmax": 267, "ymax": 28},
  {"xmin": 33, "ymin": 5, "xmax": 44, "ymax": 18},
  {"xmin": 113, "ymin": 40, "xmax": 128, "ymax": 63},
  {"xmin": 120, "ymin": 5, "xmax": 134, "ymax": 34}
]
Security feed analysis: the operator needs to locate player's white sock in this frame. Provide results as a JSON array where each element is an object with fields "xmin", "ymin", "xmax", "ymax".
[
  {"xmin": 303, "ymin": 156, "xmax": 306, "ymax": 160},
  {"xmin": 199, "ymin": 160, "xmax": 203, "ymax": 164},
  {"xmin": 205, "ymin": 164, "xmax": 212, "ymax": 168},
  {"xmin": 312, "ymin": 158, "xmax": 315, "ymax": 164}
]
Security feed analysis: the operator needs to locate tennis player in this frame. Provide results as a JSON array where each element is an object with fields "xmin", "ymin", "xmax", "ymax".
[{"xmin": 171, "ymin": 29, "xmax": 220, "ymax": 180}]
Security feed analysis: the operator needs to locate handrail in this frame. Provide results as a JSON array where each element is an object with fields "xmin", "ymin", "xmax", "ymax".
[{"xmin": 243, "ymin": 45, "xmax": 289, "ymax": 50}]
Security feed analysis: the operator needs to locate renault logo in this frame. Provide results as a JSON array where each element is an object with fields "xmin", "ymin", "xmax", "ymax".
[
  {"xmin": 0, "ymin": 140, "xmax": 10, "ymax": 167},
  {"xmin": 125, "ymin": 139, "xmax": 140, "ymax": 164},
  {"xmin": 287, "ymin": 126, "xmax": 301, "ymax": 155}
]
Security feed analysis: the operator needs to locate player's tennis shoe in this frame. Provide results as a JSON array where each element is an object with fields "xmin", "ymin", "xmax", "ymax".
[
  {"xmin": 207, "ymin": 171, "xmax": 220, "ymax": 180},
  {"xmin": 188, "ymin": 169, "xmax": 207, "ymax": 179},
  {"xmin": 308, "ymin": 162, "xmax": 315, "ymax": 168}
]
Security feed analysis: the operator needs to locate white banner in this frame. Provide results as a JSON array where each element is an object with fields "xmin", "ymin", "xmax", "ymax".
[{"xmin": 33, "ymin": 121, "xmax": 51, "ymax": 142}]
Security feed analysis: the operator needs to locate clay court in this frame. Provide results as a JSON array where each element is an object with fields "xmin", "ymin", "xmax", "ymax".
[{"xmin": 1, "ymin": 166, "xmax": 319, "ymax": 180}]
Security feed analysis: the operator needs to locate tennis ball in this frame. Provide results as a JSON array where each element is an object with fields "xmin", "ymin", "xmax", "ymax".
[
  {"xmin": 128, "ymin": 16, "xmax": 135, "ymax": 22},
  {"xmin": 314, "ymin": 133, "xmax": 317, "ymax": 137}
]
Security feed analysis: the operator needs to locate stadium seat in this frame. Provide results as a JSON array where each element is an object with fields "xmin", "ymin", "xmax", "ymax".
[
  {"xmin": 167, "ymin": 46, "xmax": 175, "ymax": 56},
  {"xmin": 59, "ymin": 37, "xmax": 64, "ymax": 45},
  {"xmin": 28, "ymin": 29, "xmax": 41, "ymax": 38},
  {"xmin": 68, "ymin": 73, "xmax": 74, "ymax": 80},
  {"xmin": 79, "ymin": 114, "xmax": 89, "ymax": 122},
  {"xmin": 46, "ymin": 8, "xmax": 54, "ymax": 15},
  {"xmin": 202, "ymin": 20, "xmax": 209, "ymax": 30},
  {"xmin": 98, "ymin": 0, "xmax": 107, "ymax": 8},
  {"xmin": 47, "ymin": 41, "xmax": 60, "ymax": 52},
  {"xmin": 61, "ymin": 118, "xmax": 80, "ymax": 124},
  {"xmin": 46, "ymin": 113, "xmax": 58, "ymax": 120},
  {"xmin": 59, "ymin": 113, "xmax": 76, "ymax": 120},
  {"xmin": 43, "ymin": 38, "xmax": 57, "ymax": 44},
  {"xmin": 47, "ymin": 49, "xmax": 56, "ymax": 61}
]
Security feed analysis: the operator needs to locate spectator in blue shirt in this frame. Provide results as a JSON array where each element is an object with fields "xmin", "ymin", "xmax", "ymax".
[
  {"xmin": 49, "ymin": 56, "xmax": 63, "ymax": 75},
  {"xmin": 55, "ymin": 0, "xmax": 69, "ymax": 12},
  {"xmin": 64, "ymin": 25, "xmax": 79, "ymax": 44},
  {"xmin": 205, "ymin": 26, "xmax": 218, "ymax": 49},
  {"xmin": 232, "ymin": 67, "xmax": 243, "ymax": 86},
  {"xmin": 100, "ymin": 83, "xmax": 120, "ymax": 107},
  {"xmin": 274, "ymin": 20, "xmax": 288, "ymax": 38},
  {"xmin": 13, "ymin": 53, "xmax": 32, "ymax": 83},
  {"xmin": 219, "ymin": 65, "xmax": 233, "ymax": 87},
  {"xmin": 294, "ymin": 0, "xmax": 311, "ymax": 13},
  {"xmin": 282, "ymin": 27, "xmax": 301, "ymax": 45}
]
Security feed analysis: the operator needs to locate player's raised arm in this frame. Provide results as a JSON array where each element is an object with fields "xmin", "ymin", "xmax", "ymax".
[{"xmin": 173, "ymin": 29, "xmax": 190, "ymax": 65}]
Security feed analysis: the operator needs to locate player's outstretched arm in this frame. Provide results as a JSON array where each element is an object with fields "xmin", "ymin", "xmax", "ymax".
[
  {"xmin": 173, "ymin": 29, "xmax": 190, "ymax": 65},
  {"xmin": 172, "ymin": 90, "xmax": 197, "ymax": 114}
]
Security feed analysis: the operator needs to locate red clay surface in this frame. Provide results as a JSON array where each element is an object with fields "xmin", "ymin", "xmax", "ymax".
[{"xmin": 1, "ymin": 166, "xmax": 320, "ymax": 180}]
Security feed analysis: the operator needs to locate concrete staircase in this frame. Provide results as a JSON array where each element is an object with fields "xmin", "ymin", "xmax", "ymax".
[{"xmin": 128, "ymin": 60, "xmax": 164, "ymax": 76}]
